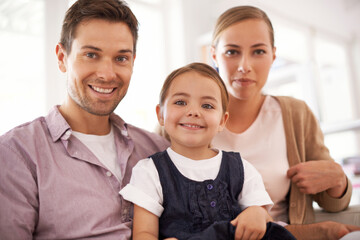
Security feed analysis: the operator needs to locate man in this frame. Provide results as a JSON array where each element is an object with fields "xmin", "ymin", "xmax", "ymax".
[{"xmin": 0, "ymin": 0, "xmax": 169, "ymax": 239}]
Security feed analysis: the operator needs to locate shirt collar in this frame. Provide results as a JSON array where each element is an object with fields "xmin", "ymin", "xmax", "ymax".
[{"xmin": 45, "ymin": 106, "xmax": 130, "ymax": 142}]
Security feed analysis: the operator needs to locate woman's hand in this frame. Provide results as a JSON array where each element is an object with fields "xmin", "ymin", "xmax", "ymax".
[
  {"xmin": 287, "ymin": 160, "xmax": 347, "ymax": 197},
  {"xmin": 230, "ymin": 206, "xmax": 272, "ymax": 240},
  {"xmin": 285, "ymin": 221, "xmax": 360, "ymax": 240}
]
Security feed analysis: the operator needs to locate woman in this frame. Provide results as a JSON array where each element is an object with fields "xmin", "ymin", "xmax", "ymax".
[{"xmin": 210, "ymin": 5, "xmax": 358, "ymax": 239}]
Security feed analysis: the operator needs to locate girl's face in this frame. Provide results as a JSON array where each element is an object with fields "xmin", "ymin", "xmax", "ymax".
[
  {"xmin": 157, "ymin": 71, "xmax": 228, "ymax": 158},
  {"xmin": 211, "ymin": 19, "xmax": 276, "ymax": 101}
]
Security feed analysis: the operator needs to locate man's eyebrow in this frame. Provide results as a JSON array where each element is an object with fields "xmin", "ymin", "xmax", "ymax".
[
  {"xmin": 81, "ymin": 45, "xmax": 101, "ymax": 51},
  {"xmin": 81, "ymin": 45, "xmax": 133, "ymax": 54}
]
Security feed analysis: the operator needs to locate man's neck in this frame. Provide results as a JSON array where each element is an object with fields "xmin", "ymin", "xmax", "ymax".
[{"xmin": 59, "ymin": 103, "xmax": 112, "ymax": 136}]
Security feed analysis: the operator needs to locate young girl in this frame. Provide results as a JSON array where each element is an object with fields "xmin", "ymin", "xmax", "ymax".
[{"xmin": 120, "ymin": 63, "xmax": 295, "ymax": 240}]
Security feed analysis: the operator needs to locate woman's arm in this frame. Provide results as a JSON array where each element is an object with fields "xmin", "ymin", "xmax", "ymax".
[
  {"xmin": 285, "ymin": 221, "xmax": 360, "ymax": 240},
  {"xmin": 133, "ymin": 204, "xmax": 159, "ymax": 240}
]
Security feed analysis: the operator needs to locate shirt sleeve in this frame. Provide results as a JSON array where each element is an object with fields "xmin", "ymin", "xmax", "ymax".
[
  {"xmin": 119, "ymin": 158, "xmax": 164, "ymax": 217},
  {"xmin": 0, "ymin": 143, "xmax": 38, "ymax": 239},
  {"xmin": 238, "ymin": 159, "xmax": 273, "ymax": 211}
]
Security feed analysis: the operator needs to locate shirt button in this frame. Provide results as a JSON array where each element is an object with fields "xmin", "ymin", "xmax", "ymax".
[
  {"xmin": 106, "ymin": 171, "xmax": 112, "ymax": 177},
  {"xmin": 290, "ymin": 202, "xmax": 296, "ymax": 207},
  {"xmin": 210, "ymin": 201, "xmax": 216, "ymax": 207},
  {"xmin": 207, "ymin": 184, "xmax": 213, "ymax": 190}
]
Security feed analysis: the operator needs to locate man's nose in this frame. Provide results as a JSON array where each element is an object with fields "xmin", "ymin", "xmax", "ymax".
[{"xmin": 97, "ymin": 58, "xmax": 117, "ymax": 81}]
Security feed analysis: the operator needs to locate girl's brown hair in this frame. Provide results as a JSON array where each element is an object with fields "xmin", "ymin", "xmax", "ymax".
[{"xmin": 159, "ymin": 62, "xmax": 229, "ymax": 113}]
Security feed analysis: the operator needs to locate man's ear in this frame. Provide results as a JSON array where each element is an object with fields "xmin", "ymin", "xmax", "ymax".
[
  {"xmin": 156, "ymin": 104, "xmax": 165, "ymax": 126},
  {"xmin": 218, "ymin": 111, "xmax": 229, "ymax": 132},
  {"xmin": 56, "ymin": 43, "xmax": 67, "ymax": 73}
]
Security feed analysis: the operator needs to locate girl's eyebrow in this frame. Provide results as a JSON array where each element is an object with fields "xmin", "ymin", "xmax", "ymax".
[{"xmin": 171, "ymin": 92, "xmax": 218, "ymax": 102}]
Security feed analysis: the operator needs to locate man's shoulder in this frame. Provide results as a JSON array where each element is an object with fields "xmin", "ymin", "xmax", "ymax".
[
  {"xmin": 0, "ymin": 117, "xmax": 47, "ymax": 143},
  {"xmin": 126, "ymin": 123, "xmax": 169, "ymax": 146}
]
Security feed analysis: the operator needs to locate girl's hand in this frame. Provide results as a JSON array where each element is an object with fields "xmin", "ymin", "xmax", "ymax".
[{"xmin": 230, "ymin": 206, "xmax": 272, "ymax": 240}]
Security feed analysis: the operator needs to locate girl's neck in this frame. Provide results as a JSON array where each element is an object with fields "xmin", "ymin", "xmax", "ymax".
[
  {"xmin": 226, "ymin": 94, "xmax": 266, "ymax": 134},
  {"xmin": 170, "ymin": 144, "xmax": 217, "ymax": 160}
]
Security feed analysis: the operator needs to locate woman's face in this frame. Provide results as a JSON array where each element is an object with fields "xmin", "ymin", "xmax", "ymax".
[{"xmin": 212, "ymin": 19, "xmax": 276, "ymax": 101}]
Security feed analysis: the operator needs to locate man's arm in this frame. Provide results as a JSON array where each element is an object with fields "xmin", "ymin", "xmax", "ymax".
[
  {"xmin": 285, "ymin": 221, "xmax": 360, "ymax": 240},
  {"xmin": 0, "ymin": 143, "xmax": 38, "ymax": 239}
]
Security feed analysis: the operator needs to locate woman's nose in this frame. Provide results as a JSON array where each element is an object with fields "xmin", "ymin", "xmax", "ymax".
[{"xmin": 237, "ymin": 56, "xmax": 251, "ymax": 73}]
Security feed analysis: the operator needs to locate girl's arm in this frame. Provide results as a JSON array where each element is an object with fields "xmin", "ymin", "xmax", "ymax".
[
  {"xmin": 133, "ymin": 204, "xmax": 159, "ymax": 240},
  {"xmin": 231, "ymin": 206, "xmax": 272, "ymax": 240}
]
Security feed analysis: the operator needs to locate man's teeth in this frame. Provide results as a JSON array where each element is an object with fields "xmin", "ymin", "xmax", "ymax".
[
  {"xmin": 92, "ymin": 86, "xmax": 113, "ymax": 93},
  {"xmin": 182, "ymin": 124, "xmax": 201, "ymax": 128}
]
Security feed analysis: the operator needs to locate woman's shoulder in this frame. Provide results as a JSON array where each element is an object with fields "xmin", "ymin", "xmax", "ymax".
[{"xmin": 271, "ymin": 95, "xmax": 308, "ymax": 108}]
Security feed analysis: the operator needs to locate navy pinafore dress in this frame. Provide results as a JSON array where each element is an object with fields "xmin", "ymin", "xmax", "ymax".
[{"xmin": 151, "ymin": 150, "xmax": 296, "ymax": 240}]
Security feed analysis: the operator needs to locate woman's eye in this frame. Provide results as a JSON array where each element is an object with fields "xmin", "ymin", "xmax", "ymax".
[
  {"xmin": 254, "ymin": 49, "xmax": 266, "ymax": 55},
  {"xmin": 175, "ymin": 100, "xmax": 186, "ymax": 106},
  {"xmin": 225, "ymin": 49, "xmax": 238, "ymax": 56},
  {"xmin": 202, "ymin": 104, "xmax": 214, "ymax": 109},
  {"xmin": 86, "ymin": 52, "xmax": 96, "ymax": 58}
]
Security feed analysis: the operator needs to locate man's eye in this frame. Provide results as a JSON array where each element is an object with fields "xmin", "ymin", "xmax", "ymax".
[
  {"xmin": 175, "ymin": 100, "xmax": 186, "ymax": 106},
  {"xmin": 202, "ymin": 104, "xmax": 214, "ymax": 109},
  {"xmin": 86, "ymin": 53, "xmax": 96, "ymax": 58},
  {"xmin": 116, "ymin": 56, "xmax": 128, "ymax": 62}
]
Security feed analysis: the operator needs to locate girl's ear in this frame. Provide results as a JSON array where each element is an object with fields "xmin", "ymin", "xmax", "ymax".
[
  {"xmin": 218, "ymin": 112, "xmax": 229, "ymax": 132},
  {"xmin": 156, "ymin": 104, "xmax": 165, "ymax": 126}
]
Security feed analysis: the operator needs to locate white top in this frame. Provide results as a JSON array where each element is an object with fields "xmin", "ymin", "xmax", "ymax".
[
  {"xmin": 72, "ymin": 126, "xmax": 121, "ymax": 181},
  {"xmin": 212, "ymin": 95, "xmax": 290, "ymax": 223},
  {"xmin": 120, "ymin": 147, "xmax": 273, "ymax": 217}
]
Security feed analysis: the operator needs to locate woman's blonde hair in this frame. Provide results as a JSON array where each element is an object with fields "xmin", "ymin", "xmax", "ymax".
[
  {"xmin": 159, "ymin": 62, "xmax": 229, "ymax": 114},
  {"xmin": 212, "ymin": 6, "xmax": 274, "ymax": 48}
]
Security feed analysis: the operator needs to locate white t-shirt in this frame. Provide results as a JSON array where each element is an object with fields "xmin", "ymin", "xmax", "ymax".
[
  {"xmin": 120, "ymin": 147, "xmax": 273, "ymax": 217},
  {"xmin": 72, "ymin": 126, "xmax": 120, "ymax": 181},
  {"xmin": 212, "ymin": 95, "xmax": 290, "ymax": 223}
]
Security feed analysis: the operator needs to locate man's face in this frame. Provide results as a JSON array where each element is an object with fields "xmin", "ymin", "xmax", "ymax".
[{"xmin": 57, "ymin": 19, "xmax": 135, "ymax": 116}]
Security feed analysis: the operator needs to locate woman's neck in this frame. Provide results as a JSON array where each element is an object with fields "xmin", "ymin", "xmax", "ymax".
[{"xmin": 226, "ymin": 94, "xmax": 266, "ymax": 134}]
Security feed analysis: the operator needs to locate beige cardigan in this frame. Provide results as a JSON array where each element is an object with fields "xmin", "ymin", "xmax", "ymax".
[{"xmin": 274, "ymin": 96, "xmax": 352, "ymax": 224}]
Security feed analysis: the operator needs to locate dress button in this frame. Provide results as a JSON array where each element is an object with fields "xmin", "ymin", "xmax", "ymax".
[
  {"xmin": 106, "ymin": 171, "xmax": 112, "ymax": 177},
  {"xmin": 210, "ymin": 201, "xmax": 216, "ymax": 207},
  {"xmin": 207, "ymin": 184, "xmax": 213, "ymax": 190}
]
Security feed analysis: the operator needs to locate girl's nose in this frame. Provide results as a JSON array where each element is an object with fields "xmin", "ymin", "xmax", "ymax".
[{"xmin": 187, "ymin": 107, "xmax": 200, "ymax": 117}]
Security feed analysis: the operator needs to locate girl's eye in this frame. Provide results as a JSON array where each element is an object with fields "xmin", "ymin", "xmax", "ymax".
[
  {"xmin": 86, "ymin": 52, "xmax": 96, "ymax": 58},
  {"xmin": 175, "ymin": 100, "xmax": 186, "ymax": 106},
  {"xmin": 254, "ymin": 49, "xmax": 266, "ymax": 55},
  {"xmin": 202, "ymin": 104, "xmax": 214, "ymax": 109}
]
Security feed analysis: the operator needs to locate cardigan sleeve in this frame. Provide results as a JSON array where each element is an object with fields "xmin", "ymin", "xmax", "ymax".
[{"xmin": 297, "ymin": 99, "xmax": 352, "ymax": 212}]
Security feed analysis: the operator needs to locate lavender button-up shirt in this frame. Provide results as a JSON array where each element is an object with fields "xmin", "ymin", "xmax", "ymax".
[{"xmin": 0, "ymin": 106, "xmax": 169, "ymax": 240}]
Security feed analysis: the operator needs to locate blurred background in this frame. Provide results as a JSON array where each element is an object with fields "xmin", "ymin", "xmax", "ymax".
[{"xmin": 1, "ymin": 0, "xmax": 360, "ymax": 195}]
